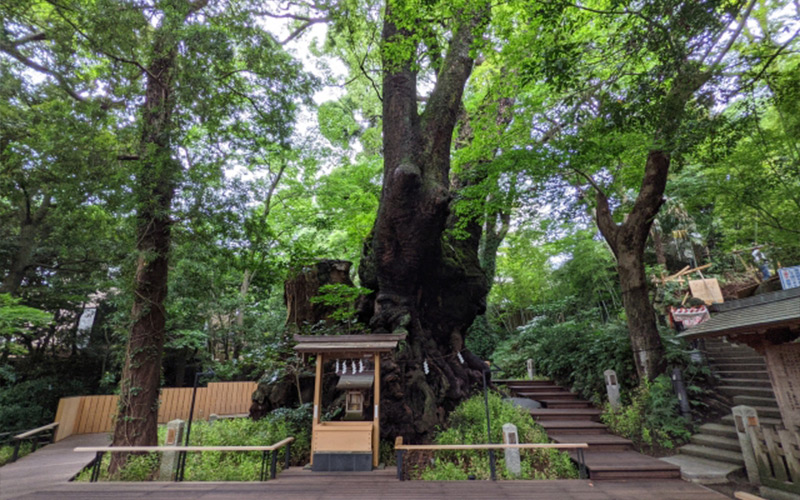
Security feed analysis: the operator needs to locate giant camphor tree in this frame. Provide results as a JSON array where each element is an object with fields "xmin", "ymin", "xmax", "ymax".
[{"xmin": 353, "ymin": 0, "xmax": 495, "ymax": 440}]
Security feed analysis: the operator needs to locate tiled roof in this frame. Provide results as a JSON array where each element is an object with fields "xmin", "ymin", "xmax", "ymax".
[{"xmin": 679, "ymin": 287, "xmax": 800, "ymax": 340}]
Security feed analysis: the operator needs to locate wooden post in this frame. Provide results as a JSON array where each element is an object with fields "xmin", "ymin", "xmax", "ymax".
[
  {"xmin": 310, "ymin": 353, "xmax": 323, "ymax": 466},
  {"xmin": 313, "ymin": 354, "xmax": 323, "ymax": 425},
  {"xmin": 373, "ymin": 353, "xmax": 380, "ymax": 467}
]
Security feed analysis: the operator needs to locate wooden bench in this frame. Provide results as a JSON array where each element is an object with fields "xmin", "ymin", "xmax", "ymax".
[
  {"xmin": 394, "ymin": 436, "xmax": 589, "ymax": 480},
  {"xmin": 75, "ymin": 436, "xmax": 294, "ymax": 482}
]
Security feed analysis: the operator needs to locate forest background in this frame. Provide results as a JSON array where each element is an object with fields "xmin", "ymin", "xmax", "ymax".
[{"xmin": 0, "ymin": 0, "xmax": 798, "ymax": 452}]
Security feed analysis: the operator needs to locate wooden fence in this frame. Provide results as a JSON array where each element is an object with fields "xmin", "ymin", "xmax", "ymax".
[
  {"xmin": 747, "ymin": 424, "xmax": 800, "ymax": 495},
  {"xmin": 53, "ymin": 381, "xmax": 256, "ymax": 441}
]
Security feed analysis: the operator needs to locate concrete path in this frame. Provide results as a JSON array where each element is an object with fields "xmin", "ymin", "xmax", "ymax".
[
  {"xmin": 0, "ymin": 433, "xmax": 108, "ymax": 500},
  {"xmin": 7, "ymin": 467, "xmax": 730, "ymax": 499}
]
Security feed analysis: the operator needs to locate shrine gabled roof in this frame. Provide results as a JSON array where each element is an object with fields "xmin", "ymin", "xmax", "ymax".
[
  {"xmin": 293, "ymin": 333, "xmax": 406, "ymax": 358},
  {"xmin": 679, "ymin": 287, "xmax": 800, "ymax": 340}
]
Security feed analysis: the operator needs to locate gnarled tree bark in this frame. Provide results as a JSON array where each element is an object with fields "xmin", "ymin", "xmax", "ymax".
[{"xmin": 358, "ymin": 1, "xmax": 491, "ymax": 442}]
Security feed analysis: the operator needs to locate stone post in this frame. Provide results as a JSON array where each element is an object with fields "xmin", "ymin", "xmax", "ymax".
[
  {"xmin": 604, "ymin": 369, "xmax": 620, "ymax": 411},
  {"xmin": 158, "ymin": 419, "xmax": 185, "ymax": 481},
  {"xmin": 502, "ymin": 423, "xmax": 521, "ymax": 477},
  {"xmin": 526, "ymin": 359, "xmax": 535, "ymax": 380},
  {"xmin": 732, "ymin": 405, "xmax": 761, "ymax": 485}
]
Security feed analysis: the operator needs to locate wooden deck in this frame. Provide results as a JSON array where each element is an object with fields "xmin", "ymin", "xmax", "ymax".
[
  {"xmin": 0, "ymin": 432, "xmax": 109, "ymax": 500},
  {"xmin": 3, "ymin": 467, "xmax": 729, "ymax": 499}
]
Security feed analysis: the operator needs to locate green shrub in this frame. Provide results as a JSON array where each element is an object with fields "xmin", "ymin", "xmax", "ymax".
[
  {"xmin": 416, "ymin": 392, "xmax": 577, "ymax": 480},
  {"xmin": 0, "ymin": 442, "xmax": 32, "ymax": 467},
  {"xmin": 0, "ymin": 376, "xmax": 88, "ymax": 431},
  {"xmin": 76, "ymin": 405, "xmax": 311, "ymax": 482},
  {"xmin": 601, "ymin": 375, "xmax": 692, "ymax": 450}
]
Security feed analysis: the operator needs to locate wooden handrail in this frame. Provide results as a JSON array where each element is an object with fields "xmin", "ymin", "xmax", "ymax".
[
  {"xmin": 395, "ymin": 442, "xmax": 588, "ymax": 450},
  {"xmin": 75, "ymin": 437, "xmax": 295, "ymax": 454},
  {"xmin": 14, "ymin": 422, "xmax": 59, "ymax": 440},
  {"xmin": 393, "ymin": 436, "xmax": 589, "ymax": 481},
  {"xmin": 78, "ymin": 437, "xmax": 295, "ymax": 483}
]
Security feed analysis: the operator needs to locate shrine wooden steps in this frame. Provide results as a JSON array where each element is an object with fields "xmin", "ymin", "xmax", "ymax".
[{"xmin": 495, "ymin": 379, "xmax": 681, "ymax": 480}]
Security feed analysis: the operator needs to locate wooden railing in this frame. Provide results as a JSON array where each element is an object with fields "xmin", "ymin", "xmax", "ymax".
[
  {"xmin": 8, "ymin": 422, "xmax": 59, "ymax": 463},
  {"xmin": 747, "ymin": 424, "xmax": 800, "ymax": 495},
  {"xmin": 394, "ymin": 436, "xmax": 589, "ymax": 481},
  {"xmin": 75, "ymin": 437, "xmax": 295, "ymax": 482},
  {"xmin": 54, "ymin": 381, "xmax": 257, "ymax": 441}
]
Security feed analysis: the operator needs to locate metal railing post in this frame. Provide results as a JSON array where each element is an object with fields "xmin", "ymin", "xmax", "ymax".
[
  {"xmin": 11, "ymin": 439, "xmax": 21, "ymax": 463},
  {"xmin": 260, "ymin": 451, "xmax": 268, "ymax": 481},
  {"xmin": 577, "ymin": 448, "xmax": 587, "ymax": 479},
  {"xmin": 91, "ymin": 452, "xmax": 104, "ymax": 482},
  {"xmin": 396, "ymin": 449, "xmax": 405, "ymax": 481},
  {"xmin": 285, "ymin": 441, "xmax": 291, "ymax": 469},
  {"xmin": 270, "ymin": 450, "xmax": 278, "ymax": 479}
]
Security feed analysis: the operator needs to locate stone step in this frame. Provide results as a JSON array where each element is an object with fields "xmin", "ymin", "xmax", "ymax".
[
  {"xmin": 704, "ymin": 350, "xmax": 756, "ymax": 357},
  {"xmin": 712, "ymin": 362, "xmax": 766, "ymax": 371},
  {"xmin": 716, "ymin": 370, "xmax": 771, "ymax": 380},
  {"xmin": 690, "ymin": 434, "xmax": 741, "ymax": 452},
  {"xmin": 550, "ymin": 433, "xmax": 633, "ymax": 452},
  {"xmin": 537, "ymin": 420, "xmax": 608, "ymax": 434},
  {"xmin": 718, "ymin": 385, "xmax": 775, "ymax": 398},
  {"xmin": 698, "ymin": 423, "xmax": 738, "ymax": 439},
  {"xmin": 679, "ymin": 444, "xmax": 744, "ymax": 466},
  {"xmin": 750, "ymin": 406, "xmax": 783, "ymax": 419},
  {"xmin": 732, "ymin": 395, "xmax": 779, "ymax": 408},
  {"xmin": 528, "ymin": 408, "xmax": 602, "ymax": 421},
  {"xmin": 539, "ymin": 399, "xmax": 593, "ymax": 409},
  {"xmin": 709, "ymin": 356, "xmax": 765, "ymax": 364},
  {"xmin": 717, "ymin": 378, "xmax": 773, "ymax": 388},
  {"xmin": 659, "ymin": 454, "xmax": 744, "ymax": 484},
  {"xmin": 722, "ymin": 414, "xmax": 784, "ymax": 427}
]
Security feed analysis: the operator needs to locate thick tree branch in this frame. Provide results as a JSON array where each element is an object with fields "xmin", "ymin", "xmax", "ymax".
[{"xmin": 421, "ymin": 2, "xmax": 490, "ymax": 182}]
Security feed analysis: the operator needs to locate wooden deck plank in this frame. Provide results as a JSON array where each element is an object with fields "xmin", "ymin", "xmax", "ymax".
[{"xmin": 5, "ymin": 468, "xmax": 729, "ymax": 500}]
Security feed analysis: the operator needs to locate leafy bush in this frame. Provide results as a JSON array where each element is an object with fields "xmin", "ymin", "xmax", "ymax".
[
  {"xmin": 77, "ymin": 405, "xmax": 311, "ymax": 482},
  {"xmin": 416, "ymin": 392, "xmax": 577, "ymax": 480},
  {"xmin": 601, "ymin": 375, "xmax": 692, "ymax": 450},
  {"xmin": 0, "ymin": 376, "xmax": 88, "ymax": 431},
  {"xmin": 493, "ymin": 310, "xmax": 636, "ymax": 402}
]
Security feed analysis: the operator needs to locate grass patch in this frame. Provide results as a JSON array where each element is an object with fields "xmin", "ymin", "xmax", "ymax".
[
  {"xmin": 411, "ymin": 392, "xmax": 578, "ymax": 480},
  {"xmin": 0, "ymin": 442, "xmax": 32, "ymax": 467}
]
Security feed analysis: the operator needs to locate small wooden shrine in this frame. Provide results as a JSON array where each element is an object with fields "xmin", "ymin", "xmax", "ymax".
[
  {"xmin": 680, "ymin": 287, "xmax": 800, "ymax": 430},
  {"xmin": 294, "ymin": 333, "xmax": 405, "ymax": 471}
]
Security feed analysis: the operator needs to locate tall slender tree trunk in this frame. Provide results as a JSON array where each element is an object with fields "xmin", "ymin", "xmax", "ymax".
[
  {"xmin": 109, "ymin": 4, "xmax": 192, "ymax": 470},
  {"xmin": 358, "ymin": 1, "xmax": 491, "ymax": 441},
  {"xmin": 595, "ymin": 150, "xmax": 670, "ymax": 380}
]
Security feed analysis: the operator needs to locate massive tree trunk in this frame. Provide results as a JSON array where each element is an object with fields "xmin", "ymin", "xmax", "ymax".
[
  {"xmin": 357, "ymin": 1, "xmax": 491, "ymax": 442},
  {"xmin": 110, "ymin": 2, "xmax": 200, "ymax": 470},
  {"xmin": 595, "ymin": 151, "xmax": 669, "ymax": 380}
]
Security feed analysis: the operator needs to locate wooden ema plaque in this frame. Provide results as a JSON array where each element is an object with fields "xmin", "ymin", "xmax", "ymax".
[{"xmin": 765, "ymin": 343, "xmax": 800, "ymax": 431}]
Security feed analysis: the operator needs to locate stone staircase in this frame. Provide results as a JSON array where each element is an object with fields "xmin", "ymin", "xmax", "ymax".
[
  {"xmin": 499, "ymin": 379, "xmax": 681, "ymax": 480},
  {"xmin": 661, "ymin": 337, "xmax": 781, "ymax": 483}
]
